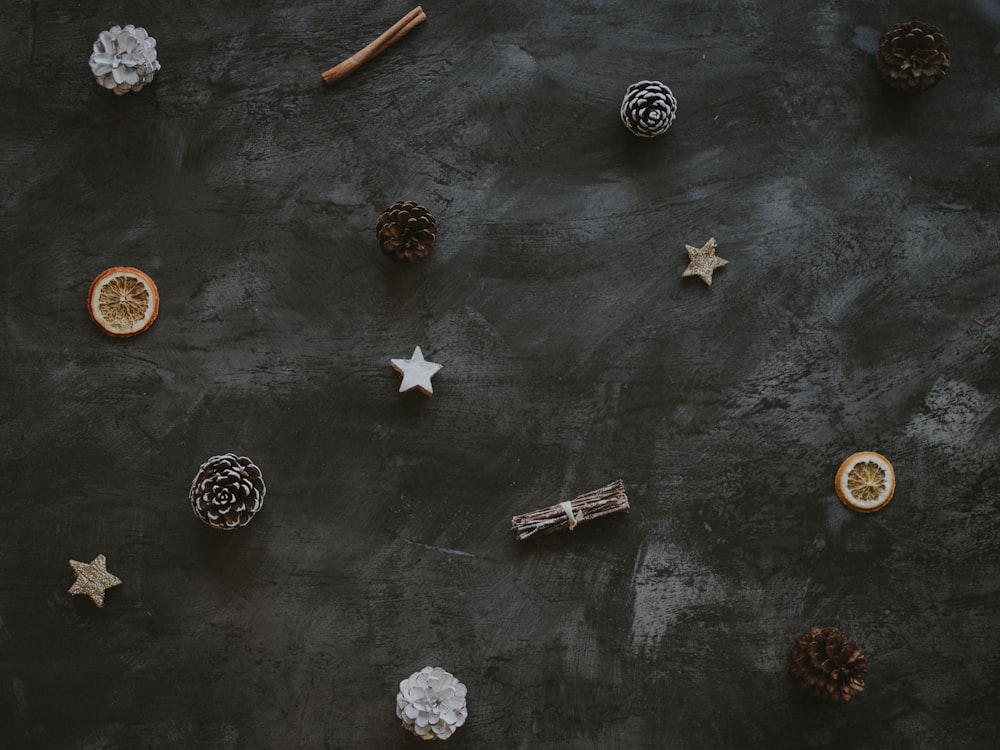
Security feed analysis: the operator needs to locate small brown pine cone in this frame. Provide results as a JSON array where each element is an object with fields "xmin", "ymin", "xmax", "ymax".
[
  {"xmin": 789, "ymin": 627, "xmax": 866, "ymax": 702},
  {"xmin": 376, "ymin": 201, "xmax": 437, "ymax": 263},
  {"xmin": 190, "ymin": 453, "xmax": 266, "ymax": 530},
  {"xmin": 876, "ymin": 21, "xmax": 950, "ymax": 92}
]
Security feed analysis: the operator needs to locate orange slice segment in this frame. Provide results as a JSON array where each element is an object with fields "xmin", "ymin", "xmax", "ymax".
[
  {"xmin": 835, "ymin": 451, "xmax": 895, "ymax": 512},
  {"xmin": 88, "ymin": 267, "xmax": 159, "ymax": 337}
]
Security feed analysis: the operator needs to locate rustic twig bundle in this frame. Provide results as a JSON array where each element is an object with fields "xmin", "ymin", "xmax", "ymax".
[
  {"xmin": 511, "ymin": 479, "xmax": 629, "ymax": 541},
  {"xmin": 322, "ymin": 6, "xmax": 427, "ymax": 86}
]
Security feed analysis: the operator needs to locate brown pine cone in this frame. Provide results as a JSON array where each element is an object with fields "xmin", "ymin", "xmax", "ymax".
[
  {"xmin": 190, "ymin": 453, "xmax": 266, "ymax": 530},
  {"xmin": 376, "ymin": 201, "xmax": 437, "ymax": 263},
  {"xmin": 789, "ymin": 627, "xmax": 866, "ymax": 702},
  {"xmin": 876, "ymin": 21, "xmax": 950, "ymax": 92}
]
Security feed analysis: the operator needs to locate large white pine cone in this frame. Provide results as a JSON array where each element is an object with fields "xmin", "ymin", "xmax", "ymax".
[
  {"xmin": 89, "ymin": 25, "xmax": 161, "ymax": 95},
  {"xmin": 396, "ymin": 667, "xmax": 468, "ymax": 741}
]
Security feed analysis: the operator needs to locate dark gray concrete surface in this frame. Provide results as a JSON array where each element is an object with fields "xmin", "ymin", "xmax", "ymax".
[{"xmin": 2, "ymin": 1, "xmax": 999, "ymax": 747}]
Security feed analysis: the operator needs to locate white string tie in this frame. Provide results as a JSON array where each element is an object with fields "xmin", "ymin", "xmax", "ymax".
[{"xmin": 559, "ymin": 501, "xmax": 580, "ymax": 530}]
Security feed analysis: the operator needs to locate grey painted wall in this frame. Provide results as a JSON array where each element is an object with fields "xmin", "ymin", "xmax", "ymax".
[{"xmin": 1, "ymin": 1, "xmax": 998, "ymax": 747}]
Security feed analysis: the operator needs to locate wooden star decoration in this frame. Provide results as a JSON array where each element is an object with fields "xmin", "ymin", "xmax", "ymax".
[
  {"xmin": 391, "ymin": 346, "xmax": 442, "ymax": 396},
  {"xmin": 682, "ymin": 237, "xmax": 728, "ymax": 286},
  {"xmin": 68, "ymin": 554, "xmax": 122, "ymax": 608}
]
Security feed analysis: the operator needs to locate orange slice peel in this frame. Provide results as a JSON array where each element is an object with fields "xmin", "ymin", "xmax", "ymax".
[
  {"xmin": 88, "ymin": 266, "xmax": 159, "ymax": 337},
  {"xmin": 835, "ymin": 451, "xmax": 895, "ymax": 513}
]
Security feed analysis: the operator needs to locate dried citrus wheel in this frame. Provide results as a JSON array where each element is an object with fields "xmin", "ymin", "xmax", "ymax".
[
  {"xmin": 88, "ymin": 266, "xmax": 159, "ymax": 337},
  {"xmin": 835, "ymin": 451, "xmax": 895, "ymax": 513}
]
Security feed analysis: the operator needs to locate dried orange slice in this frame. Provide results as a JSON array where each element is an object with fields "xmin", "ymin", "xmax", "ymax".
[
  {"xmin": 88, "ymin": 266, "xmax": 159, "ymax": 337},
  {"xmin": 835, "ymin": 451, "xmax": 895, "ymax": 512}
]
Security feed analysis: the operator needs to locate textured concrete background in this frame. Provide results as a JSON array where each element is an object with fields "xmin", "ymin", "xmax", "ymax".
[{"xmin": 1, "ymin": 0, "xmax": 999, "ymax": 748}]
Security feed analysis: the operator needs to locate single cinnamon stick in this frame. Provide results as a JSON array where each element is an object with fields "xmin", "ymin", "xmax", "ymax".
[
  {"xmin": 511, "ymin": 480, "xmax": 630, "ymax": 541},
  {"xmin": 322, "ymin": 6, "xmax": 427, "ymax": 86}
]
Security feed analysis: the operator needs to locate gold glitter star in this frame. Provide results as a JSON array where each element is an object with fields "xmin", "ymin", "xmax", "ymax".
[
  {"xmin": 682, "ymin": 237, "xmax": 728, "ymax": 286},
  {"xmin": 68, "ymin": 554, "xmax": 122, "ymax": 608}
]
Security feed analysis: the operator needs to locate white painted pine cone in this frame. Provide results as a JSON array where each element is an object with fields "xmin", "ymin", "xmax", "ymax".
[
  {"xmin": 190, "ymin": 454, "xmax": 266, "ymax": 530},
  {"xmin": 89, "ymin": 25, "xmax": 161, "ymax": 95},
  {"xmin": 396, "ymin": 666, "xmax": 468, "ymax": 741},
  {"xmin": 620, "ymin": 80, "xmax": 677, "ymax": 137}
]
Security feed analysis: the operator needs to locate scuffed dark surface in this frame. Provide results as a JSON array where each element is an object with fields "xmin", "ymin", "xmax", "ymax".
[{"xmin": 1, "ymin": 1, "xmax": 998, "ymax": 748}]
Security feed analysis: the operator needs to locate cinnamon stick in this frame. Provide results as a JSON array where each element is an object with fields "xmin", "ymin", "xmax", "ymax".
[
  {"xmin": 511, "ymin": 480, "xmax": 629, "ymax": 541},
  {"xmin": 322, "ymin": 6, "xmax": 427, "ymax": 86}
]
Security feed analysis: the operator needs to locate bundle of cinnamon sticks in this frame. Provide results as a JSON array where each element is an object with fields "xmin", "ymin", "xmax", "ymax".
[{"xmin": 511, "ymin": 480, "xmax": 630, "ymax": 541}]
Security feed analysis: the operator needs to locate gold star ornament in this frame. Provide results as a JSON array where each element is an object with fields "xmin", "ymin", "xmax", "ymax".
[
  {"xmin": 68, "ymin": 554, "xmax": 122, "ymax": 608},
  {"xmin": 682, "ymin": 237, "xmax": 728, "ymax": 286}
]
